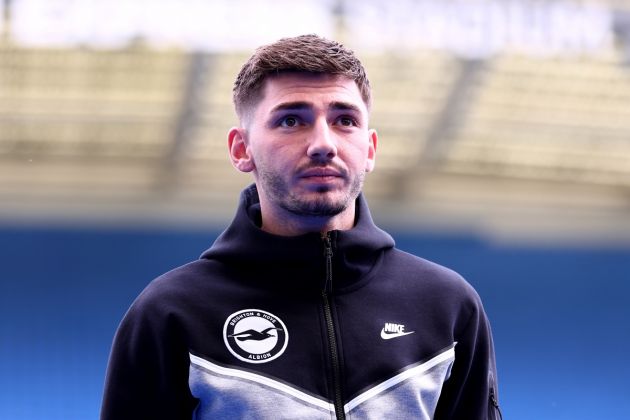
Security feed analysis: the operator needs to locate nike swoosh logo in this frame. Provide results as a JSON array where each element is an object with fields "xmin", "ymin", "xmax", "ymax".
[{"xmin": 380, "ymin": 329, "xmax": 415, "ymax": 340}]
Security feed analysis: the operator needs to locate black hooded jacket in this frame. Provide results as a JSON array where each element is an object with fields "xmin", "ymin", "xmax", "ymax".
[{"xmin": 101, "ymin": 185, "xmax": 500, "ymax": 419}]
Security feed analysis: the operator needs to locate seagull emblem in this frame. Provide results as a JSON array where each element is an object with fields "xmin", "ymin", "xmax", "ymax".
[{"xmin": 228, "ymin": 327, "xmax": 283, "ymax": 341}]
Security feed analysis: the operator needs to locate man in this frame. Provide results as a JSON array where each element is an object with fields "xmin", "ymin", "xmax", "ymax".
[{"xmin": 101, "ymin": 34, "xmax": 500, "ymax": 419}]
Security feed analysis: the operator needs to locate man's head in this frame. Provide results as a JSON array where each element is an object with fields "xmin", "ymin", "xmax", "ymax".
[
  {"xmin": 233, "ymin": 34, "xmax": 371, "ymax": 124},
  {"xmin": 228, "ymin": 35, "xmax": 377, "ymax": 235}
]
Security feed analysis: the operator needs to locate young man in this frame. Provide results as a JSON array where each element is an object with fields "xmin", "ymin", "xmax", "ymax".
[{"xmin": 101, "ymin": 34, "xmax": 500, "ymax": 419}]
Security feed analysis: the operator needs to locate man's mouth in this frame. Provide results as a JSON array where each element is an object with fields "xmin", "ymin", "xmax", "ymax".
[{"xmin": 298, "ymin": 167, "xmax": 343, "ymax": 179}]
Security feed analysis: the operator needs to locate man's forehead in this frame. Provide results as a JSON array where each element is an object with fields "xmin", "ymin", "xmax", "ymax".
[
  {"xmin": 258, "ymin": 73, "xmax": 365, "ymax": 109},
  {"xmin": 266, "ymin": 71, "xmax": 345, "ymax": 83}
]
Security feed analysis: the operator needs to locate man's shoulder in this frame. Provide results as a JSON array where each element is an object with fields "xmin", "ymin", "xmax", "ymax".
[
  {"xmin": 386, "ymin": 247, "xmax": 463, "ymax": 281},
  {"xmin": 384, "ymin": 247, "xmax": 481, "ymax": 302},
  {"xmin": 127, "ymin": 259, "xmax": 218, "ymax": 315}
]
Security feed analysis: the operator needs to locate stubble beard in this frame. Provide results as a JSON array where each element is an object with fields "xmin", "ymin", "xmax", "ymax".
[{"xmin": 258, "ymin": 166, "xmax": 365, "ymax": 217}]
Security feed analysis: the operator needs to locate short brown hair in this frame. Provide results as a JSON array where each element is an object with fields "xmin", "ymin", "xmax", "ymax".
[{"xmin": 233, "ymin": 34, "xmax": 371, "ymax": 120}]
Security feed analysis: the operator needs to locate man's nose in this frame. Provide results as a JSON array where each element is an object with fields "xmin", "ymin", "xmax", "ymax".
[{"xmin": 306, "ymin": 118, "xmax": 337, "ymax": 161}]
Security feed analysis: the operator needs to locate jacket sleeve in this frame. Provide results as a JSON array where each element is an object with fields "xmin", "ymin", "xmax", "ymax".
[
  {"xmin": 434, "ymin": 298, "xmax": 501, "ymax": 420},
  {"xmin": 100, "ymin": 294, "xmax": 197, "ymax": 419}
]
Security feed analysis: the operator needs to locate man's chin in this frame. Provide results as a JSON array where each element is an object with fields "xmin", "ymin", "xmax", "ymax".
[{"xmin": 282, "ymin": 194, "xmax": 348, "ymax": 218}]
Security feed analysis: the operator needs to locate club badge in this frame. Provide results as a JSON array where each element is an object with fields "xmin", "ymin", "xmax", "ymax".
[{"xmin": 223, "ymin": 309, "xmax": 289, "ymax": 364}]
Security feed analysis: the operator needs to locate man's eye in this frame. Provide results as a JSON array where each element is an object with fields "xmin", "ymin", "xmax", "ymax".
[
  {"xmin": 337, "ymin": 117, "xmax": 356, "ymax": 127},
  {"xmin": 279, "ymin": 116, "xmax": 299, "ymax": 128}
]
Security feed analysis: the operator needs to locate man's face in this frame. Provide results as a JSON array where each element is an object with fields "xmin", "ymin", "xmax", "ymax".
[{"xmin": 233, "ymin": 73, "xmax": 377, "ymax": 219}]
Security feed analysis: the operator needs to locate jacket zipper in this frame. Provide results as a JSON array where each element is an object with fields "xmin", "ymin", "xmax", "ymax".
[
  {"xmin": 322, "ymin": 233, "xmax": 346, "ymax": 420},
  {"xmin": 490, "ymin": 386, "xmax": 503, "ymax": 420}
]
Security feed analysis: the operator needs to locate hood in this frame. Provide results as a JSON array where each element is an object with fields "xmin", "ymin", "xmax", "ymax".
[{"xmin": 201, "ymin": 184, "xmax": 395, "ymax": 293}]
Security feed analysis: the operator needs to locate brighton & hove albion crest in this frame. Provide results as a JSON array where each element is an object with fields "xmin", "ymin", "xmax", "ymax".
[{"xmin": 223, "ymin": 309, "xmax": 288, "ymax": 364}]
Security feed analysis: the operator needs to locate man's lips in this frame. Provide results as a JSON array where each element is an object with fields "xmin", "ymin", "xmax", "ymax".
[{"xmin": 298, "ymin": 167, "xmax": 343, "ymax": 179}]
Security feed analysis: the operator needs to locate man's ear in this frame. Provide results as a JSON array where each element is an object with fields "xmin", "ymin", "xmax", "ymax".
[
  {"xmin": 365, "ymin": 129, "xmax": 378, "ymax": 173},
  {"xmin": 228, "ymin": 127, "xmax": 255, "ymax": 172}
]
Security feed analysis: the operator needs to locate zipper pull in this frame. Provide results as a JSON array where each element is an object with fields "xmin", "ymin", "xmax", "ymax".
[
  {"xmin": 323, "ymin": 233, "xmax": 333, "ymax": 257},
  {"xmin": 322, "ymin": 232, "xmax": 333, "ymax": 293}
]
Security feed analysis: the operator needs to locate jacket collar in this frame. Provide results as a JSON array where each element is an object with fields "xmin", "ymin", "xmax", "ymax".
[{"xmin": 201, "ymin": 184, "xmax": 395, "ymax": 292}]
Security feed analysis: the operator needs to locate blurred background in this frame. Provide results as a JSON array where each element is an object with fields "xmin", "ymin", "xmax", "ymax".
[{"xmin": 1, "ymin": 0, "xmax": 629, "ymax": 418}]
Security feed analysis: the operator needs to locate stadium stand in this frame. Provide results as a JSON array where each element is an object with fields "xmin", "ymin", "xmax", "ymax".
[{"xmin": 1, "ymin": 12, "xmax": 630, "ymax": 241}]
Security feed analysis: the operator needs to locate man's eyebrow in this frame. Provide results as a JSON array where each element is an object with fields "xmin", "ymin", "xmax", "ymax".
[
  {"xmin": 269, "ymin": 101, "xmax": 312, "ymax": 113},
  {"xmin": 268, "ymin": 101, "xmax": 363, "ymax": 114},
  {"xmin": 329, "ymin": 101, "xmax": 362, "ymax": 113}
]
